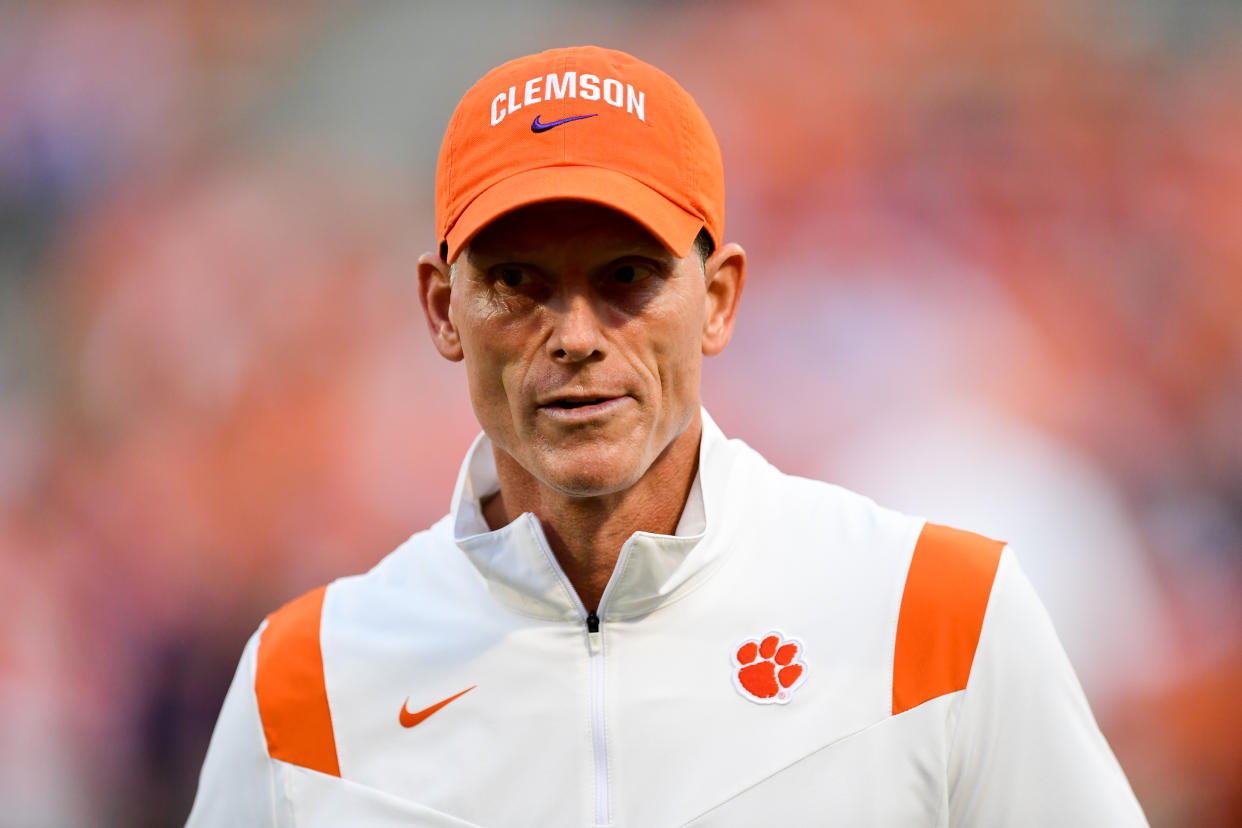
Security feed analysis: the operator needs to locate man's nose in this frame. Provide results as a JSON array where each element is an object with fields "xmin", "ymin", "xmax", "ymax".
[{"xmin": 548, "ymin": 291, "xmax": 604, "ymax": 363}]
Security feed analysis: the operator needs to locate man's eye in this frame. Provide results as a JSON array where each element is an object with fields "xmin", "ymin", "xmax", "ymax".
[
  {"xmin": 497, "ymin": 267, "xmax": 527, "ymax": 287},
  {"xmin": 612, "ymin": 264, "xmax": 648, "ymax": 284}
]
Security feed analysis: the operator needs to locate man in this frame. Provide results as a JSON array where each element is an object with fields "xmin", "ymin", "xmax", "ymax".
[{"xmin": 188, "ymin": 46, "xmax": 1147, "ymax": 826}]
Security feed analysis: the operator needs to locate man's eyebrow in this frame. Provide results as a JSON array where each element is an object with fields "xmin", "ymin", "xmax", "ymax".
[
  {"xmin": 462, "ymin": 246, "xmax": 536, "ymax": 267},
  {"xmin": 595, "ymin": 237, "xmax": 678, "ymax": 263},
  {"xmin": 616, "ymin": 244, "xmax": 675, "ymax": 261},
  {"xmin": 457, "ymin": 247, "xmax": 504, "ymax": 278}
]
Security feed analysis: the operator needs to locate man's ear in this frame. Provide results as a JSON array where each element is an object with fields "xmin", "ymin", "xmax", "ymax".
[
  {"xmin": 417, "ymin": 251, "xmax": 463, "ymax": 362},
  {"xmin": 701, "ymin": 242, "xmax": 746, "ymax": 356}
]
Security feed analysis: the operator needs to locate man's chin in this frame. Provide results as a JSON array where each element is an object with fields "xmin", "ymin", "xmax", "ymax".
[
  {"xmin": 546, "ymin": 470, "xmax": 641, "ymax": 500},
  {"xmin": 536, "ymin": 452, "xmax": 644, "ymax": 499}
]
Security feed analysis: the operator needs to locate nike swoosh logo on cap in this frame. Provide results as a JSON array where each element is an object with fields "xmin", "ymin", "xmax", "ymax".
[
  {"xmin": 399, "ymin": 686, "xmax": 476, "ymax": 728},
  {"xmin": 530, "ymin": 113, "xmax": 598, "ymax": 133}
]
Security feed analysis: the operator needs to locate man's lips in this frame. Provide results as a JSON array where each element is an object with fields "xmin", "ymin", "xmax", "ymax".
[
  {"xmin": 542, "ymin": 396, "xmax": 619, "ymax": 409},
  {"xmin": 536, "ymin": 394, "xmax": 629, "ymax": 418},
  {"xmin": 536, "ymin": 390, "xmax": 627, "ymax": 407}
]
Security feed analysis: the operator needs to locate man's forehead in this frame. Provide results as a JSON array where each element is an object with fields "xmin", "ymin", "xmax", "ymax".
[{"xmin": 464, "ymin": 200, "xmax": 675, "ymax": 262}]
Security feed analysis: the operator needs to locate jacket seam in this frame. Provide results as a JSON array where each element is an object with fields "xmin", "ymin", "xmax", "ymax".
[
  {"xmin": 682, "ymin": 699, "xmax": 960, "ymax": 825},
  {"xmin": 937, "ymin": 547, "xmax": 1009, "ymax": 826},
  {"xmin": 248, "ymin": 621, "xmax": 281, "ymax": 827}
]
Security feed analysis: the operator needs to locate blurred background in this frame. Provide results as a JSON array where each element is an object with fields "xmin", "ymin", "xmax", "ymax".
[{"xmin": 0, "ymin": 0, "xmax": 1239, "ymax": 825}]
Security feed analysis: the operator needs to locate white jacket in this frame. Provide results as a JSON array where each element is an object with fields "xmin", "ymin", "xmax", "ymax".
[{"xmin": 187, "ymin": 411, "xmax": 1147, "ymax": 827}]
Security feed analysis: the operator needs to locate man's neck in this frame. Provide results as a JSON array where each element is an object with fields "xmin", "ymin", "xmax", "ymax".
[{"xmin": 481, "ymin": 421, "xmax": 702, "ymax": 613}]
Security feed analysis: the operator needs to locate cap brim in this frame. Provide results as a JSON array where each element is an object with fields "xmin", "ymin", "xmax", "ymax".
[{"xmin": 444, "ymin": 166, "xmax": 705, "ymax": 263}]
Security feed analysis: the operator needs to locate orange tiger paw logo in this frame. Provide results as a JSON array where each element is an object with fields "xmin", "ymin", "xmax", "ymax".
[{"xmin": 733, "ymin": 631, "xmax": 807, "ymax": 704}]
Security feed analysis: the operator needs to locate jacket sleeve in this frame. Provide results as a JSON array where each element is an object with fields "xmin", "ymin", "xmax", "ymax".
[
  {"xmin": 946, "ymin": 549, "xmax": 1148, "ymax": 826},
  {"xmin": 185, "ymin": 626, "xmax": 276, "ymax": 827}
]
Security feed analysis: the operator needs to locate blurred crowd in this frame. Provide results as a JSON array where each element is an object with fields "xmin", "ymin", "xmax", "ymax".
[{"xmin": 0, "ymin": 1, "xmax": 1238, "ymax": 825}]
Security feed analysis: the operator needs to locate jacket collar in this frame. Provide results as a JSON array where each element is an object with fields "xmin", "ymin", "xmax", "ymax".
[{"xmin": 449, "ymin": 410, "xmax": 732, "ymax": 622}]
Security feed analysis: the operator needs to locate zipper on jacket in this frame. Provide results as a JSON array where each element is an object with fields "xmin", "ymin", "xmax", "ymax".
[
  {"xmin": 586, "ymin": 610, "xmax": 602, "ymax": 652},
  {"xmin": 585, "ymin": 609, "xmax": 609, "ymax": 824}
]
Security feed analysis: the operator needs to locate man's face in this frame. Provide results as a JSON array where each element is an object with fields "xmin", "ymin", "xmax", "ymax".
[{"xmin": 446, "ymin": 202, "xmax": 712, "ymax": 498}]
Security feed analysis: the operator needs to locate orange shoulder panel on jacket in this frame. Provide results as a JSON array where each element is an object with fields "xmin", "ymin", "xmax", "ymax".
[
  {"xmin": 254, "ymin": 584, "xmax": 341, "ymax": 776},
  {"xmin": 892, "ymin": 523, "xmax": 1004, "ymax": 716}
]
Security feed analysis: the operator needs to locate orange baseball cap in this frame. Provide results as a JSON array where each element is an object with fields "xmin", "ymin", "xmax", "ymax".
[{"xmin": 435, "ymin": 46, "xmax": 724, "ymax": 263}]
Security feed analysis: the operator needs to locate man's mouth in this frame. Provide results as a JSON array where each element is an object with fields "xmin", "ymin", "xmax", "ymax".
[
  {"xmin": 548, "ymin": 397, "xmax": 613, "ymax": 409},
  {"xmin": 537, "ymin": 395, "xmax": 627, "ymax": 418}
]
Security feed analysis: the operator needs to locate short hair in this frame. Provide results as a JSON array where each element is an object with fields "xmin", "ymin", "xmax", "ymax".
[{"xmin": 692, "ymin": 228, "xmax": 714, "ymax": 266}]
